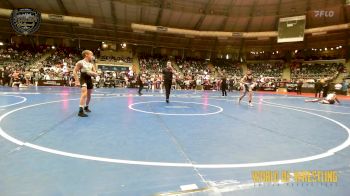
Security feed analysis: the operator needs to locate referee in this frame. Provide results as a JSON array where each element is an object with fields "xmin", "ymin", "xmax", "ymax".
[
  {"xmin": 137, "ymin": 72, "xmax": 144, "ymax": 96},
  {"xmin": 73, "ymin": 50, "xmax": 98, "ymax": 117},
  {"xmin": 162, "ymin": 61, "xmax": 177, "ymax": 103}
]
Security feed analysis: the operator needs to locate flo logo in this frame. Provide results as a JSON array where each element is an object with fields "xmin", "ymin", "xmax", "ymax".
[
  {"xmin": 10, "ymin": 8, "xmax": 41, "ymax": 35},
  {"xmin": 314, "ymin": 10, "xmax": 335, "ymax": 18}
]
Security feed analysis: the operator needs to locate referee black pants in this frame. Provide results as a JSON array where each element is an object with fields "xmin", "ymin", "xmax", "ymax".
[
  {"xmin": 222, "ymin": 89, "xmax": 227, "ymax": 96},
  {"xmin": 164, "ymin": 81, "xmax": 171, "ymax": 100},
  {"xmin": 138, "ymin": 83, "xmax": 143, "ymax": 94}
]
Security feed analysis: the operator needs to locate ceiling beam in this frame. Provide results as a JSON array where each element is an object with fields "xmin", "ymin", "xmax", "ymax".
[
  {"xmin": 342, "ymin": 0, "xmax": 349, "ymax": 59},
  {"xmin": 302, "ymin": 0, "xmax": 312, "ymax": 50},
  {"xmin": 3, "ymin": 0, "xmax": 14, "ymax": 9},
  {"xmin": 56, "ymin": 0, "xmax": 68, "ymax": 15},
  {"xmin": 243, "ymin": 1, "xmax": 257, "ymax": 33},
  {"xmin": 1, "ymin": 26, "xmax": 346, "ymax": 51},
  {"xmin": 239, "ymin": 0, "xmax": 258, "ymax": 59},
  {"xmin": 194, "ymin": 0, "xmax": 213, "ymax": 30},
  {"xmin": 110, "ymin": 0, "xmax": 118, "ymax": 25},
  {"xmin": 153, "ymin": 0, "xmax": 166, "ymax": 49},
  {"xmin": 55, "ymin": 0, "xmax": 76, "ymax": 39},
  {"xmin": 151, "ymin": 0, "xmax": 169, "ymax": 50},
  {"xmin": 112, "ymin": 0, "xmax": 224, "ymax": 17},
  {"xmin": 155, "ymin": 0, "xmax": 166, "ymax": 26},
  {"xmin": 185, "ymin": 0, "xmax": 213, "ymax": 53},
  {"xmin": 219, "ymin": 0, "xmax": 235, "ymax": 31},
  {"xmin": 0, "ymin": 17, "xmax": 193, "ymax": 42},
  {"xmin": 139, "ymin": 6, "xmax": 143, "ymax": 23},
  {"xmin": 109, "ymin": 0, "xmax": 119, "ymax": 44},
  {"xmin": 0, "ymin": 29, "xmax": 214, "ymax": 51},
  {"xmin": 211, "ymin": 0, "xmax": 236, "ymax": 58},
  {"xmin": 270, "ymin": 0, "xmax": 283, "ymax": 53}
]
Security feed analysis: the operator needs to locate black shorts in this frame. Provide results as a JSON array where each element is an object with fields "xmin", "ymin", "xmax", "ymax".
[
  {"xmin": 80, "ymin": 72, "xmax": 93, "ymax": 89},
  {"xmin": 328, "ymin": 99, "xmax": 335, "ymax": 104}
]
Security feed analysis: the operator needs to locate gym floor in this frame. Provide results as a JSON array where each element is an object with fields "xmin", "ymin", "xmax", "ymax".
[{"xmin": 0, "ymin": 86, "xmax": 349, "ymax": 196}]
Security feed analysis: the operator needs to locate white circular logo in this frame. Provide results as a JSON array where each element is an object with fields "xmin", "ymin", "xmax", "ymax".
[{"xmin": 10, "ymin": 8, "xmax": 41, "ymax": 35}]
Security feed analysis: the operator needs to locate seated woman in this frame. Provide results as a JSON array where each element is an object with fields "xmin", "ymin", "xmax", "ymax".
[{"xmin": 305, "ymin": 92, "xmax": 340, "ymax": 104}]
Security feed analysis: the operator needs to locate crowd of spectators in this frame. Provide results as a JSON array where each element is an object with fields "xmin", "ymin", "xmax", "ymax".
[
  {"xmin": 247, "ymin": 62, "xmax": 283, "ymax": 79},
  {"xmin": 0, "ymin": 44, "xmax": 46, "ymax": 69},
  {"xmin": 139, "ymin": 55, "xmax": 167, "ymax": 74},
  {"xmin": 290, "ymin": 62, "xmax": 345, "ymax": 81},
  {"xmin": 1, "ymin": 45, "xmax": 348, "ymax": 93},
  {"xmin": 211, "ymin": 59, "xmax": 243, "ymax": 77}
]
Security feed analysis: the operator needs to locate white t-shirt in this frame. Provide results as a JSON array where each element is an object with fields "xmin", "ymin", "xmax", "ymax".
[
  {"xmin": 77, "ymin": 59, "xmax": 93, "ymax": 73},
  {"xmin": 326, "ymin": 93, "xmax": 336, "ymax": 100}
]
